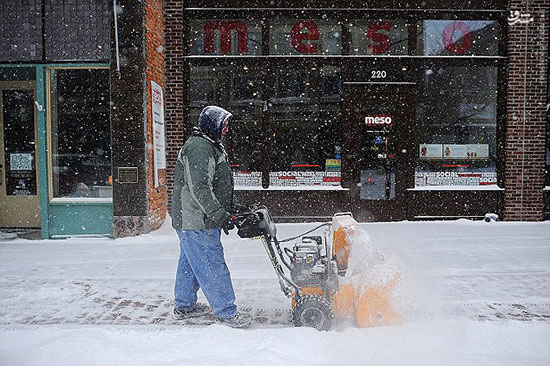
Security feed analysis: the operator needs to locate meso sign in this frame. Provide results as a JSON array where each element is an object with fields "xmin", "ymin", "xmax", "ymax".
[
  {"xmin": 201, "ymin": 20, "xmax": 473, "ymax": 55},
  {"xmin": 365, "ymin": 115, "xmax": 393, "ymax": 126}
]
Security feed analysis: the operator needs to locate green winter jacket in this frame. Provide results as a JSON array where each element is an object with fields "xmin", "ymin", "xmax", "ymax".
[{"xmin": 171, "ymin": 107, "xmax": 234, "ymax": 230}]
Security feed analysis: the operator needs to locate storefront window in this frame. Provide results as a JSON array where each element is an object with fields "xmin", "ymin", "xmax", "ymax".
[
  {"xmin": 49, "ymin": 68, "xmax": 112, "ymax": 199},
  {"xmin": 415, "ymin": 66, "xmax": 498, "ymax": 187},
  {"xmin": 419, "ymin": 20, "xmax": 500, "ymax": 56},
  {"xmin": 349, "ymin": 20, "xmax": 408, "ymax": 55},
  {"xmin": 189, "ymin": 19, "xmax": 262, "ymax": 55},
  {"xmin": 190, "ymin": 65, "xmax": 264, "ymax": 186},
  {"xmin": 270, "ymin": 19, "xmax": 342, "ymax": 55},
  {"xmin": 269, "ymin": 65, "xmax": 341, "ymax": 187}
]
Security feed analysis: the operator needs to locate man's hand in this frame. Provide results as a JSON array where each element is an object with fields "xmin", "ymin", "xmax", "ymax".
[
  {"xmin": 232, "ymin": 202, "xmax": 249, "ymax": 214},
  {"xmin": 222, "ymin": 215, "xmax": 238, "ymax": 235}
]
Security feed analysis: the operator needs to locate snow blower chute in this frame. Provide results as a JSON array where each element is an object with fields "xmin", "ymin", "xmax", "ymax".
[{"xmin": 234, "ymin": 206, "xmax": 402, "ymax": 330}]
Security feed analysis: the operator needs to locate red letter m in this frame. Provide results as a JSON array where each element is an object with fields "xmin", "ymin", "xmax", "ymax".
[{"xmin": 203, "ymin": 21, "xmax": 248, "ymax": 54}]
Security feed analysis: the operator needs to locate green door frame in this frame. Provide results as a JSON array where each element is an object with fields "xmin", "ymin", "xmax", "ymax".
[{"xmin": 1, "ymin": 63, "xmax": 112, "ymax": 239}]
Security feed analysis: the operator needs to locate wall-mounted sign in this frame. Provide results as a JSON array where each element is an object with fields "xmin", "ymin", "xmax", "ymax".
[
  {"xmin": 151, "ymin": 81, "xmax": 166, "ymax": 188},
  {"xmin": 118, "ymin": 167, "xmax": 139, "ymax": 184},
  {"xmin": 364, "ymin": 115, "xmax": 393, "ymax": 127},
  {"xmin": 419, "ymin": 144, "xmax": 443, "ymax": 159}
]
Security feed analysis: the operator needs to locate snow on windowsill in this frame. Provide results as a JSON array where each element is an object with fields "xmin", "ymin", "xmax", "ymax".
[
  {"xmin": 50, "ymin": 197, "xmax": 113, "ymax": 204},
  {"xmin": 234, "ymin": 186, "xmax": 349, "ymax": 191},
  {"xmin": 408, "ymin": 185, "xmax": 504, "ymax": 191},
  {"xmin": 544, "ymin": 186, "xmax": 550, "ymax": 191}
]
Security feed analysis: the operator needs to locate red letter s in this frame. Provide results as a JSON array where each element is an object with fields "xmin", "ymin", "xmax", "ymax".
[{"xmin": 366, "ymin": 21, "xmax": 392, "ymax": 54}]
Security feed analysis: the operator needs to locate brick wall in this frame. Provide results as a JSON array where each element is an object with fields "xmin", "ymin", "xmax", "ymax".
[
  {"xmin": 145, "ymin": 0, "xmax": 167, "ymax": 229},
  {"xmin": 164, "ymin": 0, "xmax": 186, "ymax": 215},
  {"xmin": 505, "ymin": 0, "xmax": 550, "ymax": 220}
]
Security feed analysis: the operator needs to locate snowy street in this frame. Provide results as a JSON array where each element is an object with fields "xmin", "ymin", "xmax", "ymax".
[{"xmin": 1, "ymin": 219, "xmax": 550, "ymax": 365}]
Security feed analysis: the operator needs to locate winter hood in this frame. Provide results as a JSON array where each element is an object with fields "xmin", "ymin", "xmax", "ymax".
[{"xmin": 198, "ymin": 106, "xmax": 232, "ymax": 142}]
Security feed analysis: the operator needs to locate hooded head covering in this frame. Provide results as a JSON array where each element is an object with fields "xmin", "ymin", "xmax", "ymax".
[{"xmin": 198, "ymin": 106, "xmax": 232, "ymax": 142}]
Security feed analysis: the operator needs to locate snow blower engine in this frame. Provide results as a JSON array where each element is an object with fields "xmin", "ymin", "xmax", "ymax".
[{"xmin": 234, "ymin": 206, "xmax": 401, "ymax": 331}]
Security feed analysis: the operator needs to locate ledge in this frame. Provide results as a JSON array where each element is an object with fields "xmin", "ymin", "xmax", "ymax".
[
  {"xmin": 234, "ymin": 186, "xmax": 350, "ymax": 191},
  {"xmin": 408, "ymin": 185, "xmax": 504, "ymax": 191},
  {"xmin": 49, "ymin": 198, "xmax": 113, "ymax": 204}
]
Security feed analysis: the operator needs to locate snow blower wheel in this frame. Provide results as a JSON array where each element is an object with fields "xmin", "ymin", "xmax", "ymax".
[{"xmin": 292, "ymin": 295, "xmax": 334, "ymax": 331}]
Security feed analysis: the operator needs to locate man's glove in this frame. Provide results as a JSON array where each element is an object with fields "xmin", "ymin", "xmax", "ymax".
[
  {"xmin": 232, "ymin": 202, "xmax": 249, "ymax": 214},
  {"xmin": 222, "ymin": 214, "xmax": 238, "ymax": 235}
]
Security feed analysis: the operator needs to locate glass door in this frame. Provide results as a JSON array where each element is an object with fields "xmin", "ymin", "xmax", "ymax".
[
  {"xmin": 0, "ymin": 81, "xmax": 40, "ymax": 227},
  {"xmin": 343, "ymin": 84, "xmax": 414, "ymax": 220}
]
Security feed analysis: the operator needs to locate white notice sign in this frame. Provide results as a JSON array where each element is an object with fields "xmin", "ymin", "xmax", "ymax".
[{"xmin": 151, "ymin": 81, "xmax": 166, "ymax": 187}]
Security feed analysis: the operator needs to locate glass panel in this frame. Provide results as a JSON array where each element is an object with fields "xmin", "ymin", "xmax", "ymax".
[
  {"xmin": 419, "ymin": 20, "xmax": 500, "ymax": 56},
  {"xmin": 0, "ymin": 67, "xmax": 36, "ymax": 82},
  {"xmin": 44, "ymin": 0, "xmax": 111, "ymax": 61},
  {"xmin": 190, "ymin": 65, "xmax": 263, "ymax": 186},
  {"xmin": 415, "ymin": 67, "xmax": 498, "ymax": 187},
  {"xmin": 349, "ymin": 20, "xmax": 408, "ymax": 55},
  {"xmin": 2, "ymin": 89, "xmax": 37, "ymax": 196},
  {"xmin": 269, "ymin": 65, "xmax": 342, "ymax": 187},
  {"xmin": 189, "ymin": 19, "xmax": 262, "ymax": 55},
  {"xmin": 0, "ymin": 0, "xmax": 42, "ymax": 62},
  {"xmin": 357, "ymin": 93, "xmax": 401, "ymax": 200},
  {"xmin": 50, "ymin": 68, "xmax": 112, "ymax": 198},
  {"xmin": 270, "ymin": 19, "xmax": 342, "ymax": 55}
]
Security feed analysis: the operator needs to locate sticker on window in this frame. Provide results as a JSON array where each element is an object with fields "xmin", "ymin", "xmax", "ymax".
[{"xmin": 10, "ymin": 153, "xmax": 33, "ymax": 171}]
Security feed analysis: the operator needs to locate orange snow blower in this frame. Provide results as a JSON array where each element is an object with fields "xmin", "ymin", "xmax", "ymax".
[{"xmin": 235, "ymin": 207, "xmax": 402, "ymax": 330}]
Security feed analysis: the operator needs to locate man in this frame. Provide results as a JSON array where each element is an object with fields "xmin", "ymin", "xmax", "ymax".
[{"xmin": 171, "ymin": 105, "xmax": 252, "ymax": 328}]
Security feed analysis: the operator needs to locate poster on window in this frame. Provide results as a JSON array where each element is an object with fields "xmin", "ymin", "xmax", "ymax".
[
  {"xmin": 419, "ymin": 144, "xmax": 443, "ymax": 159},
  {"xmin": 269, "ymin": 171, "xmax": 341, "ymax": 187},
  {"xmin": 151, "ymin": 81, "xmax": 166, "ymax": 187},
  {"xmin": 233, "ymin": 171, "xmax": 262, "ymax": 187},
  {"xmin": 443, "ymin": 144, "xmax": 489, "ymax": 159},
  {"xmin": 415, "ymin": 171, "xmax": 497, "ymax": 187}
]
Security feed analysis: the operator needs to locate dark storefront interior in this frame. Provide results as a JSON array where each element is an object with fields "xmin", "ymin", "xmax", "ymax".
[{"xmin": 182, "ymin": 4, "xmax": 508, "ymax": 220}]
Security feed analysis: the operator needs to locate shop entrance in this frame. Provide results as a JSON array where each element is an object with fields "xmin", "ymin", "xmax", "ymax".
[
  {"xmin": 0, "ymin": 81, "xmax": 40, "ymax": 227},
  {"xmin": 342, "ymin": 83, "xmax": 415, "ymax": 221}
]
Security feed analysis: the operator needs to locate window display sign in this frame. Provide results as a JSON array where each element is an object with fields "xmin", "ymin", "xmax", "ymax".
[
  {"xmin": 364, "ymin": 114, "xmax": 393, "ymax": 127},
  {"xmin": 152, "ymin": 81, "xmax": 166, "ymax": 187},
  {"xmin": 443, "ymin": 144, "xmax": 489, "ymax": 159},
  {"xmin": 419, "ymin": 144, "xmax": 443, "ymax": 159},
  {"xmin": 325, "ymin": 159, "xmax": 341, "ymax": 171},
  {"xmin": 233, "ymin": 171, "xmax": 262, "ymax": 187},
  {"xmin": 270, "ymin": 171, "xmax": 341, "ymax": 187},
  {"xmin": 415, "ymin": 171, "xmax": 497, "ymax": 187}
]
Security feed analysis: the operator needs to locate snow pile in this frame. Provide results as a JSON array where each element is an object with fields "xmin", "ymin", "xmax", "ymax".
[{"xmin": 345, "ymin": 226, "xmax": 401, "ymax": 289}]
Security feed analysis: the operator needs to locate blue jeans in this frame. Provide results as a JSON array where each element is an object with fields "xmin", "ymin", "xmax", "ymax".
[{"xmin": 175, "ymin": 229, "xmax": 237, "ymax": 319}]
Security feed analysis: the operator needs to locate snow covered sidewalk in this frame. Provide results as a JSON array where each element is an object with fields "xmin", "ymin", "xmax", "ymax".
[{"xmin": 1, "ymin": 219, "xmax": 550, "ymax": 365}]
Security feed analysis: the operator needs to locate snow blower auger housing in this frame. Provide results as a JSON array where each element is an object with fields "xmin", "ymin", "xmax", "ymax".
[{"xmin": 235, "ymin": 206, "xmax": 402, "ymax": 331}]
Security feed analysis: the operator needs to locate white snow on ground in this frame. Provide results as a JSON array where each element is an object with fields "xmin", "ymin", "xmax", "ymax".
[{"xmin": 1, "ymin": 217, "xmax": 550, "ymax": 366}]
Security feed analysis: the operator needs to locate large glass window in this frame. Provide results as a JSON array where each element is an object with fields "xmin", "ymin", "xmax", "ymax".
[
  {"xmin": 270, "ymin": 19, "xmax": 342, "ymax": 55},
  {"xmin": 49, "ymin": 68, "xmax": 112, "ymax": 199},
  {"xmin": 269, "ymin": 65, "xmax": 341, "ymax": 187},
  {"xmin": 415, "ymin": 66, "xmax": 498, "ymax": 187},
  {"xmin": 419, "ymin": 20, "xmax": 500, "ymax": 56},
  {"xmin": 190, "ymin": 65, "xmax": 264, "ymax": 187}
]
